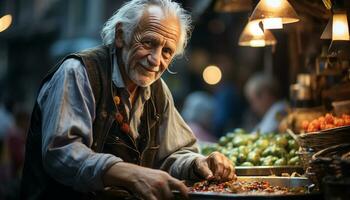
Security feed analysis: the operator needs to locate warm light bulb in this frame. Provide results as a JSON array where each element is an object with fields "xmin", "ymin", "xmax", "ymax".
[
  {"xmin": 250, "ymin": 40, "xmax": 266, "ymax": 47},
  {"xmin": 0, "ymin": 14, "xmax": 12, "ymax": 32},
  {"xmin": 263, "ymin": 18, "xmax": 283, "ymax": 29},
  {"xmin": 332, "ymin": 12, "xmax": 350, "ymax": 41},
  {"xmin": 265, "ymin": 0, "xmax": 282, "ymax": 9},
  {"xmin": 248, "ymin": 21, "xmax": 264, "ymax": 36},
  {"xmin": 202, "ymin": 65, "xmax": 222, "ymax": 85}
]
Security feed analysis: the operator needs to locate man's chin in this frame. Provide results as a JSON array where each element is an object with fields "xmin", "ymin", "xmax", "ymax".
[{"xmin": 132, "ymin": 78, "xmax": 154, "ymax": 87}]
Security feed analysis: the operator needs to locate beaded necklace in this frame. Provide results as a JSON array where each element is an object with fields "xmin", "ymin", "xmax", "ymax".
[{"xmin": 112, "ymin": 88, "xmax": 131, "ymax": 135}]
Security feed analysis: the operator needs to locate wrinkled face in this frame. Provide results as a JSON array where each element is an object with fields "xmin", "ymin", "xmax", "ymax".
[{"xmin": 121, "ymin": 5, "xmax": 180, "ymax": 87}]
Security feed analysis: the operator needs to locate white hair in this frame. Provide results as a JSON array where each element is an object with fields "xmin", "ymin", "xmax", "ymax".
[{"xmin": 101, "ymin": 0, "xmax": 192, "ymax": 57}]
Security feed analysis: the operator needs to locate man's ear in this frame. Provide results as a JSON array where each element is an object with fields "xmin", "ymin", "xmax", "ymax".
[{"xmin": 115, "ymin": 23, "xmax": 124, "ymax": 48}]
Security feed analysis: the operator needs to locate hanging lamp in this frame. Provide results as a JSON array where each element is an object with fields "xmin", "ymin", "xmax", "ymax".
[
  {"xmin": 321, "ymin": 10, "xmax": 349, "ymax": 41},
  {"xmin": 249, "ymin": 0, "xmax": 299, "ymax": 29}
]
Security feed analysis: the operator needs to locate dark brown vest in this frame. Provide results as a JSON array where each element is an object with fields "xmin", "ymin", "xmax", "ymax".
[{"xmin": 20, "ymin": 45, "xmax": 165, "ymax": 200}]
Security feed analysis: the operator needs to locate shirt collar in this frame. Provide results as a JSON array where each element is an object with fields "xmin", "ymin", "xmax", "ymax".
[{"xmin": 112, "ymin": 53, "xmax": 151, "ymax": 100}]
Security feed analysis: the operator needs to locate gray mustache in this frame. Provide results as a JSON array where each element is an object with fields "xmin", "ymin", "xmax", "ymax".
[{"xmin": 139, "ymin": 58, "xmax": 160, "ymax": 72}]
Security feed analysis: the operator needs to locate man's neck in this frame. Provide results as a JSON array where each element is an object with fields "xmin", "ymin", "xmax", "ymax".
[{"xmin": 116, "ymin": 50, "xmax": 139, "ymax": 103}]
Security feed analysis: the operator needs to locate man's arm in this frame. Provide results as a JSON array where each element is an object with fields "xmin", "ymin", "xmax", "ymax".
[
  {"xmin": 38, "ymin": 58, "xmax": 122, "ymax": 192},
  {"xmin": 157, "ymin": 80, "xmax": 236, "ymax": 181},
  {"xmin": 156, "ymin": 80, "xmax": 203, "ymax": 179}
]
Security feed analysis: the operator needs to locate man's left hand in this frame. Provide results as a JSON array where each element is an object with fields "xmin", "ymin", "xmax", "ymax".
[{"xmin": 193, "ymin": 151, "xmax": 236, "ymax": 182}]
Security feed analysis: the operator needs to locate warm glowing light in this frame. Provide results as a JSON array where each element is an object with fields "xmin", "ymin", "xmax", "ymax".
[
  {"xmin": 248, "ymin": 21, "xmax": 264, "ymax": 36},
  {"xmin": 238, "ymin": 20, "xmax": 277, "ymax": 47},
  {"xmin": 250, "ymin": 40, "xmax": 266, "ymax": 47},
  {"xmin": 265, "ymin": 0, "xmax": 282, "ymax": 8},
  {"xmin": 332, "ymin": 12, "xmax": 349, "ymax": 41},
  {"xmin": 203, "ymin": 65, "xmax": 222, "ymax": 85},
  {"xmin": 263, "ymin": 18, "xmax": 283, "ymax": 29},
  {"xmin": 0, "ymin": 14, "xmax": 12, "ymax": 32}
]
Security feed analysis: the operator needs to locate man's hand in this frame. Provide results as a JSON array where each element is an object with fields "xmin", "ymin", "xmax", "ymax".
[
  {"xmin": 194, "ymin": 151, "xmax": 236, "ymax": 182},
  {"xmin": 103, "ymin": 162, "xmax": 188, "ymax": 200}
]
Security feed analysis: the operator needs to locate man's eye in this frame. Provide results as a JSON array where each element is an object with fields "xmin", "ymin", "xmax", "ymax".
[{"xmin": 163, "ymin": 48, "xmax": 173, "ymax": 57}]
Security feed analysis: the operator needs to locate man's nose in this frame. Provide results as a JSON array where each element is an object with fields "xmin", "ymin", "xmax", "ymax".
[{"xmin": 148, "ymin": 48, "xmax": 161, "ymax": 67}]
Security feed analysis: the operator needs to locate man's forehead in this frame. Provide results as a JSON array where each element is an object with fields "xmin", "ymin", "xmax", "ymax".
[{"xmin": 139, "ymin": 5, "xmax": 180, "ymax": 31}]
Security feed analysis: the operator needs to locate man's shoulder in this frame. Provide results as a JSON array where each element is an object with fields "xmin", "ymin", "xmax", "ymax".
[
  {"xmin": 73, "ymin": 45, "xmax": 110, "ymax": 59},
  {"xmin": 59, "ymin": 58, "xmax": 85, "ymax": 72},
  {"xmin": 149, "ymin": 78, "xmax": 173, "ymax": 113},
  {"xmin": 151, "ymin": 78, "xmax": 172, "ymax": 98}
]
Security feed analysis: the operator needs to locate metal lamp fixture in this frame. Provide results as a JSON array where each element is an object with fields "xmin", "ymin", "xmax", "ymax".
[
  {"xmin": 321, "ymin": 11, "xmax": 349, "ymax": 41},
  {"xmin": 249, "ymin": 0, "xmax": 299, "ymax": 29},
  {"xmin": 238, "ymin": 20, "xmax": 277, "ymax": 47}
]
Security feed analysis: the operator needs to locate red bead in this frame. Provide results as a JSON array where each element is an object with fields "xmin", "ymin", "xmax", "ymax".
[
  {"xmin": 115, "ymin": 113, "xmax": 123, "ymax": 124},
  {"xmin": 120, "ymin": 123, "xmax": 130, "ymax": 133}
]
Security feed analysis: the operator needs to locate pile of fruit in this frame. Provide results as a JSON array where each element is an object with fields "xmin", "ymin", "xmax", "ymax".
[
  {"xmin": 301, "ymin": 113, "xmax": 350, "ymax": 133},
  {"xmin": 201, "ymin": 129, "xmax": 300, "ymax": 166}
]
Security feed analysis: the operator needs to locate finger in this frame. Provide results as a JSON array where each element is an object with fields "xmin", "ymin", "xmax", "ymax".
[
  {"xmin": 196, "ymin": 159, "xmax": 213, "ymax": 179},
  {"xmin": 226, "ymin": 158, "xmax": 235, "ymax": 180},
  {"xmin": 221, "ymin": 162, "xmax": 231, "ymax": 181},
  {"xmin": 226, "ymin": 164, "xmax": 236, "ymax": 180},
  {"xmin": 211, "ymin": 155, "xmax": 224, "ymax": 180},
  {"xmin": 228, "ymin": 171, "xmax": 237, "ymax": 181},
  {"xmin": 169, "ymin": 178, "xmax": 189, "ymax": 199}
]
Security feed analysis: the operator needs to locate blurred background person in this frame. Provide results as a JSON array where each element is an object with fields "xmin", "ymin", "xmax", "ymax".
[
  {"xmin": 243, "ymin": 73, "xmax": 288, "ymax": 134},
  {"xmin": 182, "ymin": 91, "xmax": 217, "ymax": 143}
]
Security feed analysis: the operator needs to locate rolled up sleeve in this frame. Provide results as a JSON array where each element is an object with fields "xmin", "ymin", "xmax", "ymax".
[
  {"xmin": 157, "ymin": 80, "xmax": 204, "ymax": 180},
  {"xmin": 38, "ymin": 58, "xmax": 122, "ymax": 192}
]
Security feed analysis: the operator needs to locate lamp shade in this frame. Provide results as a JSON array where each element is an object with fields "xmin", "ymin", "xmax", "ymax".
[
  {"xmin": 332, "ymin": 11, "xmax": 349, "ymax": 40},
  {"xmin": 321, "ymin": 11, "xmax": 350, "ymax": 41},
  {"xmin": 238, "ymin": 20, "xmax": 277, "ymax": 47},
  {"xmin": 320, "ymin": 16, "xmax": 332, "ymax": 40},
  {"xmin": 250, "ymin": 0, "xmax": 299, "ymax": 29}
]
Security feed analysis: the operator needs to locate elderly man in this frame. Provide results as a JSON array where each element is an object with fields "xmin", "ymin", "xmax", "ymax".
[{"xmin": 20, "ymin": 0, "xmax": 235, "ymax": 200}]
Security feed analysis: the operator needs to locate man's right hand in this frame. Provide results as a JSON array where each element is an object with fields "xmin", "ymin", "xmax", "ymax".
[{"xmin": 103, "ymin": 162, "xmax": 188, "ymax": 200}]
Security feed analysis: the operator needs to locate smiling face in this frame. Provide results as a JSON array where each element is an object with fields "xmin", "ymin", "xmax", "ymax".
[{"xmin": 116, "ymin": 5, "xmax": 180, "ymax": 87}]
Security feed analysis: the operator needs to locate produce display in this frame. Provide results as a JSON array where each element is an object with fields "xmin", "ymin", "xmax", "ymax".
[
  {"xmin": 190, "ymin": 180, "xmax": 305, "ymax": 194},
  {"xmin": 301, "ymin": 113, "xmax": 350, "ymax": 133},
  {"xmin": 201, "ymin": 129, "xmax": 300, "ymax": 166}
]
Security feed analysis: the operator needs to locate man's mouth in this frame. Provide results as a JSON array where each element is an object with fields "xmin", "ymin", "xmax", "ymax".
[{"xmin": 139, "ymin": 64, "xmax": 159, "ymax": 73}]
